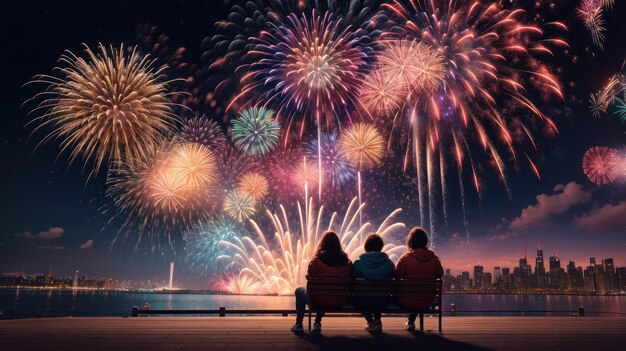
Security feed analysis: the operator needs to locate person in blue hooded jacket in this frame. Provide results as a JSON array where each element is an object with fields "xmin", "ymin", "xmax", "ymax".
[{"xmin": 352, "ymin": 233, "xmax": 395, "ymax": 332}]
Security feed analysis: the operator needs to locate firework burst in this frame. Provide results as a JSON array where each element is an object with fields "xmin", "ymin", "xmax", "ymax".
[
  {"xmin": 179, "ymin": 115, "xmax": 226, "ymax": 153},
  {"xmin": 340, "ymin": 123, "xmax": 385, "ymax": 170},
  {"xmin": 381, "ymin": 0, "xmax": 567, "ymax": 238},
  {"xmin": 231, "ymin": 107, "xmax": 281, "ymax": 156},
  {"xmin": 185, "ymin": 216, "xmax": 247, "ymax": 275},
  {"xmin": 582, "ymin": 146, "xmax": 617, "ymax": 186},
  {"xmin": 359, "ymin": 70, "xmax": 406, "ymax": 117},
  {"xmin": 223, "ymin": 190, "xmax": 257, "ymax": 222},
  {"xmin": 231, "ymin": 9, "xmax": 375, "ymax": 132},
  {"xmin": 577, "ymin": 0, "xmax": 614, "ymax": 50},
  {"xmin": 28, "ymin": 44, "xmax": 176, "ymax": 176},
  {"xmin": 220, "ymin": 197, "xmax": 406, "ymax": 294},
  {"xmin": 305, "ymin": 132, "xmax": 355, "ymax": 189},
  {"xmin": 106, "ymin": 141, "xmax": 214, "ymax": 243},
  {"xmin": 237, "ymin": 172, "xmax": 269, "ymax": 201}
]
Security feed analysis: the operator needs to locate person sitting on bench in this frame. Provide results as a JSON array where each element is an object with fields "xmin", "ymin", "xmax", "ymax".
[
  {"xmin": 352, "ymin": 233, "xmax": 395, "ymax": 332},
  {"xmin": 395, "ymin": 227, "xmax": 443, "ymax": 331},
  {"xmin": 291, "ymin": 230, "xmax": 353, "ymax": 333}
]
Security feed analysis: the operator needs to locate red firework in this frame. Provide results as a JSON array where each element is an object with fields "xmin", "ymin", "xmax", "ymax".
[{"xmin": 582, "ymin": 146, "xmax": 617, "ymax": 185}]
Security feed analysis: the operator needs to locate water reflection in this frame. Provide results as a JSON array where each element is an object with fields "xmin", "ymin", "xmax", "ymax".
[{"xmin": 1, "ymin": 290, "xmax": 624, "ymax": 319}]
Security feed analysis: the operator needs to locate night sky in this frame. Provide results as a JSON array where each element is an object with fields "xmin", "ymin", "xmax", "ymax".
[{"xmin": 1, "ymin": 1, "xmax": 625, "ymax": 289}]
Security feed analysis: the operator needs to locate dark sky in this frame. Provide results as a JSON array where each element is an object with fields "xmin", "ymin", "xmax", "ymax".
[{"xmin": 1, "ymin": 1, "xmax": 625, "ymax": 289}]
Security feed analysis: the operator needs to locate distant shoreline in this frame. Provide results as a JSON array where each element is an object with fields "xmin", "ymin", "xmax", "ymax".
[{"xmin": 1, "ymin": 287, "xmax": 623, "ymax": 297}]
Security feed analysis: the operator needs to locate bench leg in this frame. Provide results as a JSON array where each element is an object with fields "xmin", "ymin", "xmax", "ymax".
[
  {"xmin": 419, "ymin": 313, "xmax": 424, "ymax": 332},
  {"xmin": 438, "ymin": 311, "xmax": 442, "ymax": 334},
  {"xmin": 308, "ymin": 308, "xmax": 312, "ymax": 332}
]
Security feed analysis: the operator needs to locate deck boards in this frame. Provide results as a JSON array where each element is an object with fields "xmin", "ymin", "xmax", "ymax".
[{"xmin": 1, "ymin": 316, "xmax": 624, "ymax": 351}]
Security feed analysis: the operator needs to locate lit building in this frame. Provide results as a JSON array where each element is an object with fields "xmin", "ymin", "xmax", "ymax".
[
  {"xmin": 473, "ymin": 265, "xmax": 484, "ymax": 289},
  {"xmin": 535, "ymin": 249, "xmax": 546, "ymax": 289}
]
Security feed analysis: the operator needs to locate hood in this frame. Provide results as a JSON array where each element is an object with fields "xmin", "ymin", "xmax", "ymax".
[
  {"xmin": 317, "ymin": 250, "xmax": 349, "ymax": 267},
  {"xmin": 358, "ymin": 251, "xmax": 391, "ymax": 269},
  {"xmin": 407, "ymin": 248, "xmax": 437, "ymax": 263}
]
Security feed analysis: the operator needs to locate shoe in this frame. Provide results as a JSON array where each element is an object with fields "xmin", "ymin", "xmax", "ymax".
[
  {"xmin": 366, "ymin": 320, "xmax": 383, "ymax": 332},
  {"xmin": 290, "ymin": 323, "xmax": 304, "ymax": 333},
  {"xmin": 312, "ymin": 322, "xmax": 322, "ymax": 332},
  {"xmin": 405, "ymin": 322, "xmax": 416, "ymax": 331}
]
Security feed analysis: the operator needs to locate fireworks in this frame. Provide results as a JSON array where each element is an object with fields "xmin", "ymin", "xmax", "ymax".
[
  {"xmin": 179, "ymin": 116, "xmax": 226, "ymax": 153},
  {"xmin": 28, "ymin": 44, "xmax": 175, "ymax": 175},
  {"xmin": 231, "ymin": 107, "xmax": 281, "ymax": 156},
  {"xmin": 305, "ymin": 132, "xmax": 355, "ymax": 189},
  {"xmin": 380, "ymin": 0, "xmax": 567, "ymax": 238},
  {"xmin": 577, "ymin": 0, "xmax": 614, "ymax": 49},
  {"xmin": 377, "ymin": 39, "xmax": 445, "ymax": 95},
  {"xmin": 220, "ymin": 197, "xmax": 406, "ymax": 294},
  {"xmin": 185, "ymin": 216, "xmax": 247, "ymax": 274},
  {"xmin": 231, "ymin": 9, "xmax": 375, "ymax": 131},
  {"xmin": 582, "ymin": 146, "xmax": 617, "ymax": 186},
  {"xmin": 237, "ymin": 172, "xmax": 269, "ymax": 201},
  {"xmin": 168, "ymin": 142, "xmax": 217, "ymax": 188},
  {"xmin": 360, "ymin": 69, "xmax": 405, "ymax": 117},
  {"xmin": 106, "ymin": 141, "xmax": 213, "ymax": 242},
  {"xmin": 292, "ymin": 158, "xmax": 321, "ymax": 195},
  {"xmin": 339, "ymin": 123, "xmax": 385, "ymax": 170},
  {"xmin": 213, "ymin": 271, "xmax": 263, "ymax": 295},
  {"xmin": 223, "ymin": 190, "xmax": 257, "ymax": 222},
  {"xmin": 265, "ymin": 145, "xmax": 303, "ymax": 201}
]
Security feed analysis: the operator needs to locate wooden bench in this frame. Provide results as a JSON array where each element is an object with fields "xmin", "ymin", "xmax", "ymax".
[{"xmin": 306, "ymin": 277, "xmax": 442, "ymax": 333}]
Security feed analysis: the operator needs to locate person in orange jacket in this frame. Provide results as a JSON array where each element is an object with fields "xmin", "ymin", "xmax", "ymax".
[
  {"xmin": 291, "ymin": 231, "xmax": 353, "ymax": 333},
  {"xmin": 394, "ymin": 226, "xmax": 443, "ymax": 330}
]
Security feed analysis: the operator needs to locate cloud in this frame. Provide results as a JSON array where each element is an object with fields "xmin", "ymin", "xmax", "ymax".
[
  {"xmin": 14, "ymin": 231, "xmax": 34, "ymax": 239},
  {"xmin": 509, "ymin": 182, "xmax": 591, "ymax": 231},
  {"xmin": 35, "ymin": 245, "xmax": 65, "ymax": 250},
  {"xmin": 37, "ymin": 227, "xmax": 64, "ymax": 240},
  {"xmin": 80, "ymin": 240, "xmax": 94, "ymax": 249},
  {"xmin": 487, "ymin": 232, "xmax": 517, "ymax": 241},
  {"xmin": 573, "ymin": 201, "xmax": 626, "ymax": 231}
]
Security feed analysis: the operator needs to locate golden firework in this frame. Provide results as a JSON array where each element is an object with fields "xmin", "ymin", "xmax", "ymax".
[
  {"xmin": 237, "ymin": 172, "xmax": 269, "ymax": 201},
  {"xmin": 339, "ymin": 123, "xmax": 385, "ymax": 170},
  {"xmin": 30, "ymin": 43, "xmax": 176, "ymax": 174},
  {"xmin": 168, "ymin": 142, "xmax": 217, "ymax": 189},
  {"xmin": 223, "ymin": 190, "xmax": 256, "ymax": 222}
]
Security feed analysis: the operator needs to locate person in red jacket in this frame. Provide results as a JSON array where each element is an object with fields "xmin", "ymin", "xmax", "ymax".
[
  {"xmin": 291, "ymin": 231, "xmax": 353, "ymax": 333},
  {"xmin": 394, "ymin": 226, "xmax": 443, "ymax": 330}
]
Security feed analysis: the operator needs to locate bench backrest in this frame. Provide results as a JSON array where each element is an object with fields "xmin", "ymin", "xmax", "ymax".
[{"xmin": 306, "ymin": 277, "xmax": 442, "ymax": 302}]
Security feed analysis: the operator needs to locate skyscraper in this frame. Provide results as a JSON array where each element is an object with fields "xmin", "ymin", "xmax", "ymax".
[
  {"xmin": 474, "ymin": 265, "xmax": 484, "ymax": 289},
  {"xmin": 535, "ymin": 249, "xmax": 546, "ymax": 288},
  {"xmin": 549, "ymin": 254, "xmax": 561, "ymax": 288},
  {"xmin": 603, "ymin": 258, "xmax": 616, "ymax": 291},
  {"xmin": 494, "ymin": 266, "xmax": 502, "ymax": 285}
]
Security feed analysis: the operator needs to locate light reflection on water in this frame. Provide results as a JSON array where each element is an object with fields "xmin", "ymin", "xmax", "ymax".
[{"xmin": 0, "ymin": 289, "xmax": 624, "ymax": 319}]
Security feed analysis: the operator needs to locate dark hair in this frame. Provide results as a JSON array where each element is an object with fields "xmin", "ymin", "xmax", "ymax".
[
  {"xmin": 407, "ymin": 227, "xmax": 428, "ymax": 250},
  {"xmin": 364, "ymin": 233, "xmax": 384, "ymax": 252},
  {"xmin": 316, "ymin": 231, "xmax": 348, "ymax": 266}
]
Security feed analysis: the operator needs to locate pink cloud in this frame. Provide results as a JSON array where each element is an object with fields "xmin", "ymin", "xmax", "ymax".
[
  {"xmin": 573, "ymin": 201, "xmax": 626, "ymax": 231},
  {"xmin": 37, "ymin": 227, "xmax": 64, "ymax": 240},
  {"xmin": 509, "ymin": 182, "xmax": 591, "ymax": 231},
  {"xmin": 80, "ymin": 239, "xmax": 94, "ymax": 249},
  {"xmin": 14, "ymin": 231, "xmax": 34, "ymax": 239}
]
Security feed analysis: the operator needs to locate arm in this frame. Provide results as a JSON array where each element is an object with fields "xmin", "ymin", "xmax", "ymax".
[
  {"xmin": 395, "ymin": 256, "xmax": 405, "ymax": 279},
  {"xmin": 307, "ymin": 258, "xmax": 318, "ymax": 277},
  {"xmin": 435, "ymin": 257, "xmax": 444, "ymax": 278}
]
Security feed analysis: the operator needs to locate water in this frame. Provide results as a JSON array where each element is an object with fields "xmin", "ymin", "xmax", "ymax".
[{"xmin": 1, "ymin": 289, "xmax": 624, "ymax": 319}]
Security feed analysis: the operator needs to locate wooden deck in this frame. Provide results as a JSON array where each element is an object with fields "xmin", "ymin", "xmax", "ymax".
[{"xmin": 1, "ymin": 316, "xmax": 624, "ymax": 351}]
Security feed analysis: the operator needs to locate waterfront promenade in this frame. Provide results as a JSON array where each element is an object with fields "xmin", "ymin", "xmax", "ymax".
[{"xmin": 1, "ymin": 316, "xmax": 625, "ymax": 351}]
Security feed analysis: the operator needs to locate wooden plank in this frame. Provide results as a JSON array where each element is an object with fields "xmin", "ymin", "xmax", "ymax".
[{"xmin": 1, "ymin": 316, "xmax": 624, "ymax": 351}]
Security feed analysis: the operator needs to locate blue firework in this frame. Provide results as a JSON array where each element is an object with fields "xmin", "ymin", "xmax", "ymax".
[
  {"xmin": 305, "ymin": 132, "xmax": 355, "ymax": 189},
  {"xmin": 184, "ymin": 217, "xmax": 247, "ymax": 275}
]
